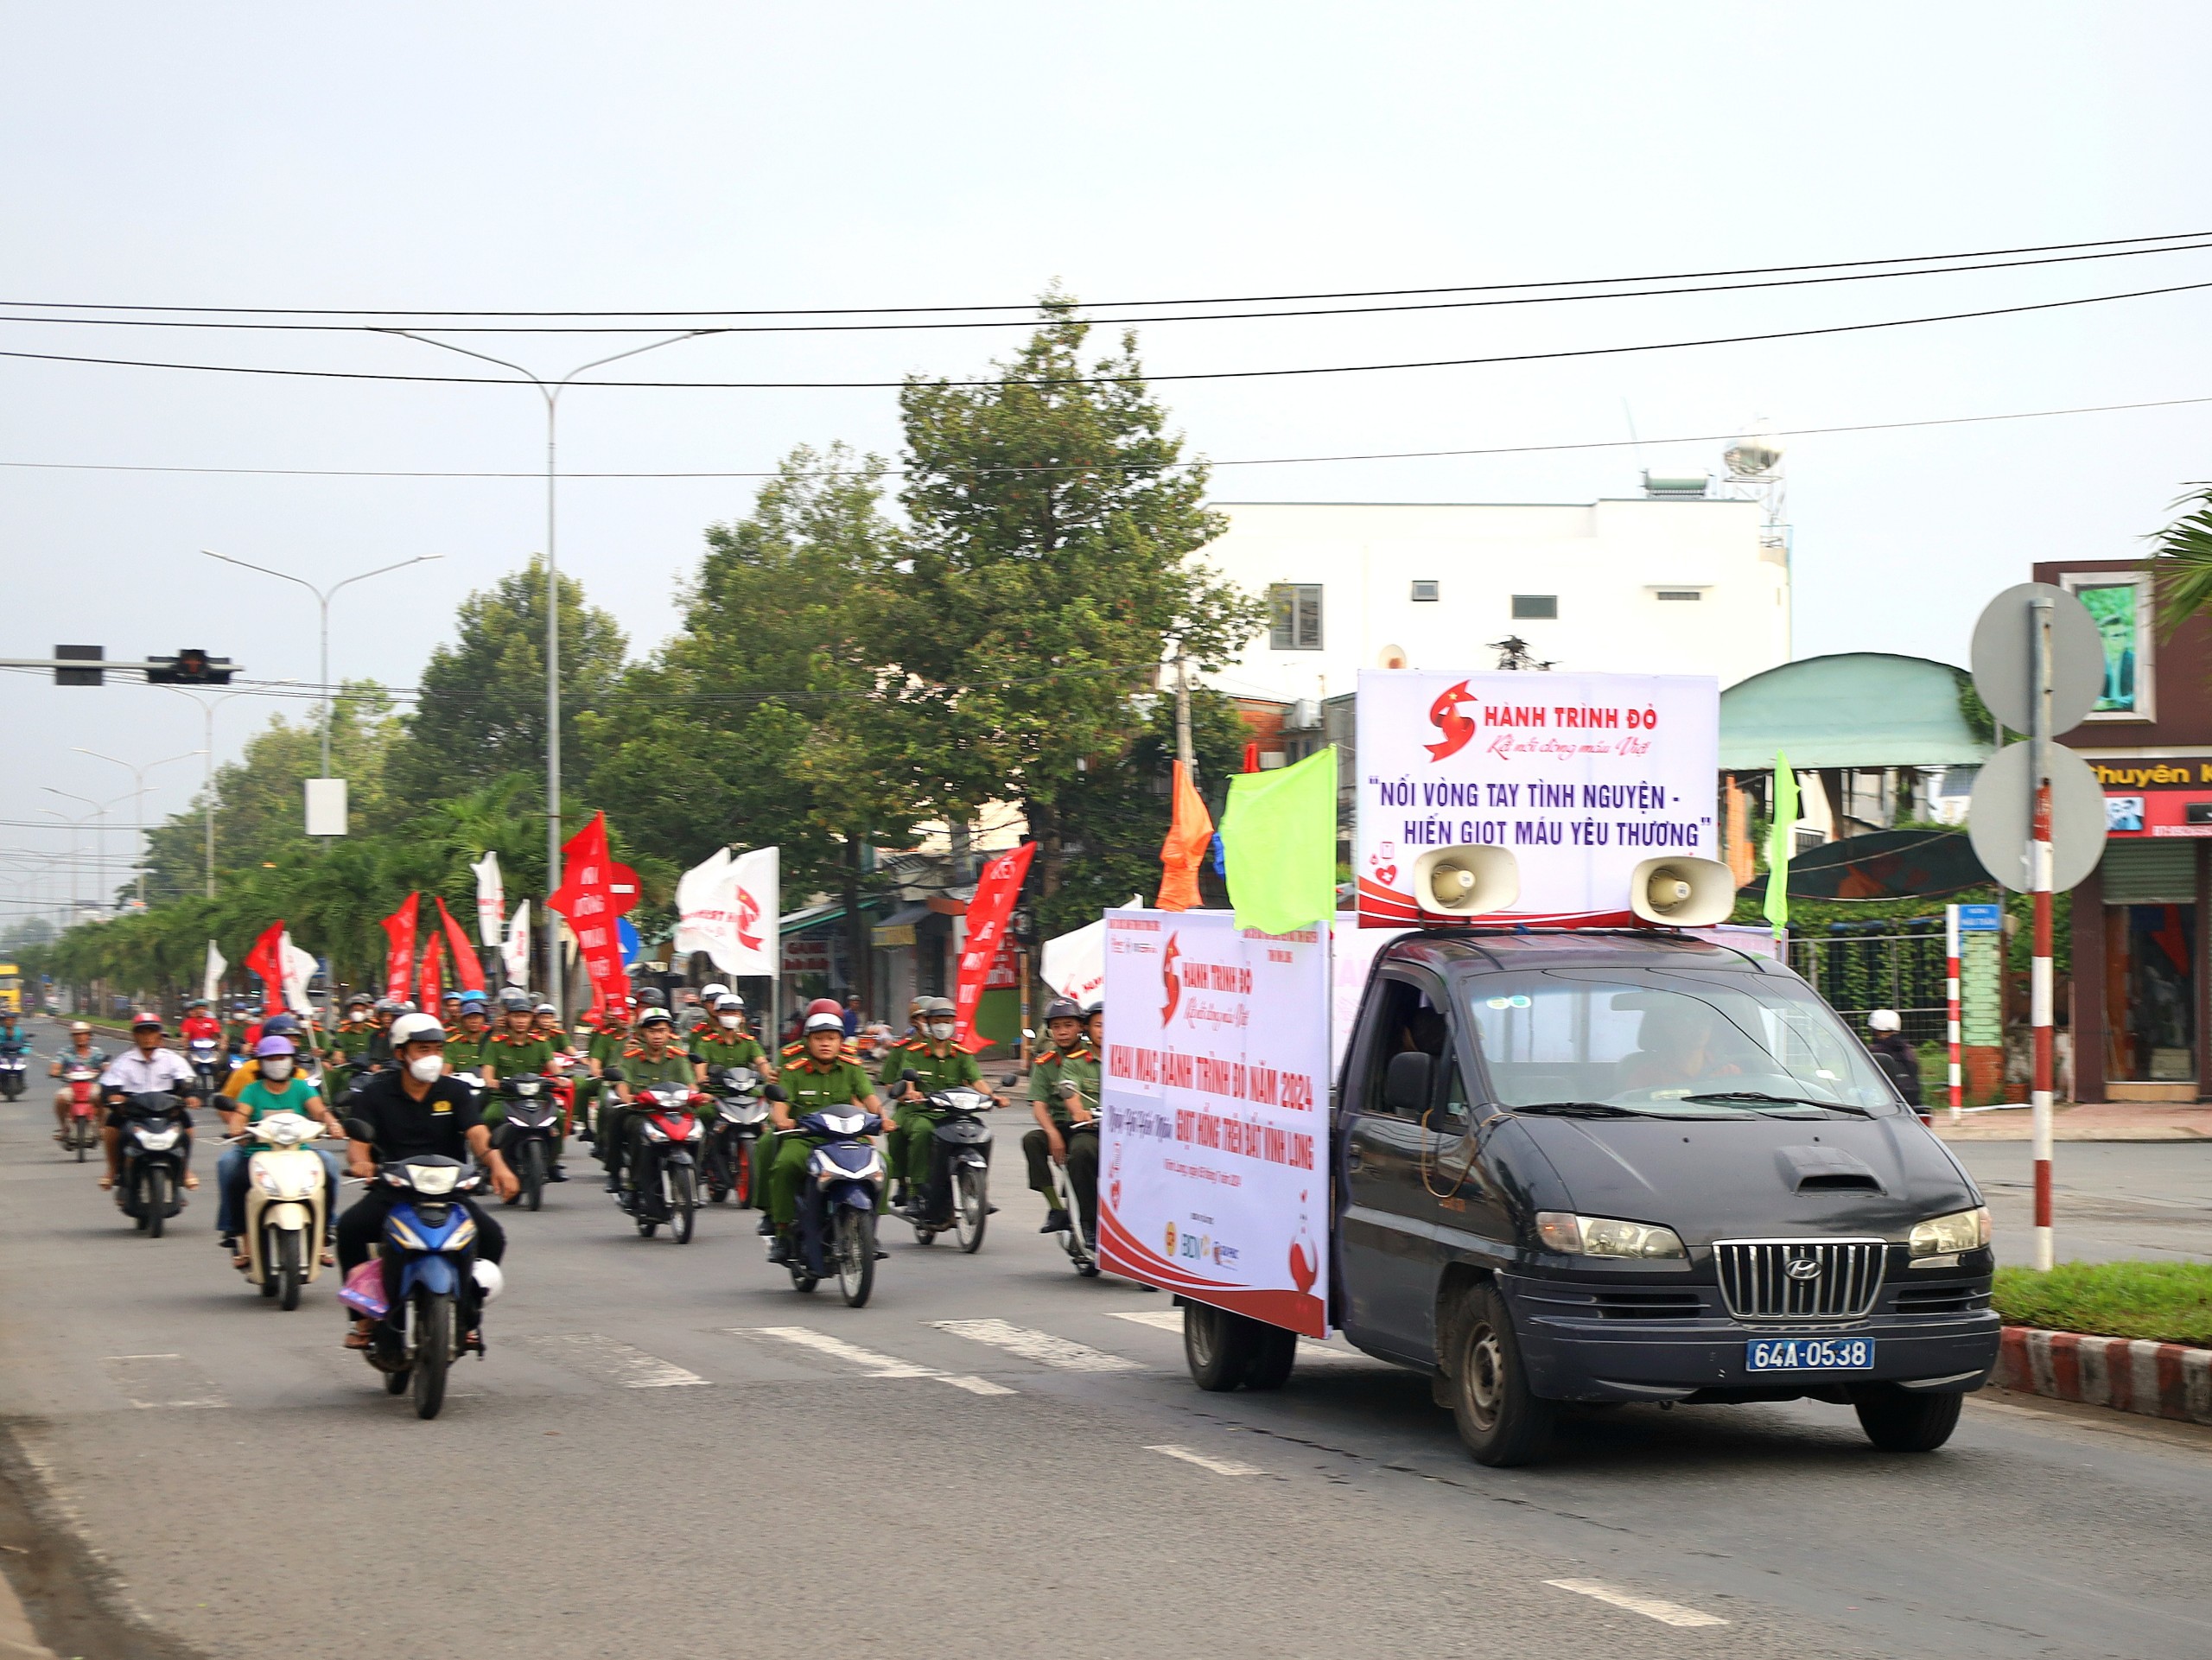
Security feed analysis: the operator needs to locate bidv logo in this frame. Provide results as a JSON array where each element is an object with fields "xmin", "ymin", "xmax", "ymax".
[
  {"xmin": 1160, "ymin": 933, "xmax": 1183, "ymax": 1026},
  {"xmin": 1424, "ymin": 679, "xmax": 1478, "ymax": 762}
]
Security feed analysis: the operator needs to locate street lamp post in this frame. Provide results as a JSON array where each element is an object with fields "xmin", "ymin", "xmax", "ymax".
[
  {"xmin": 41, "ymin": 789, "xmax": 132, "ymax": 917},
  {"xmin": 376, "ymin": 328, "xmax": 715, "ymax": 1021},
  {"xmin": 162, "ymin": 687, "xmax": 251, "ymax": 900},
  {"xmin": 200, "ymin": 550, "xmax": 445, "ymax": 777},
  {"xmin": 73, "ymin": 750, "xmax": 203, "ymax": 909}
]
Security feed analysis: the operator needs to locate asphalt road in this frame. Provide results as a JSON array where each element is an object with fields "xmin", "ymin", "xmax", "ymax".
[
  {"xmin": 1955, "ymin": 1141, "xmax": 2212, "ymax": 1267},
  {"xmin": 3, "ymin": 1015, "xmax": 2209, "ymax": 1660}
]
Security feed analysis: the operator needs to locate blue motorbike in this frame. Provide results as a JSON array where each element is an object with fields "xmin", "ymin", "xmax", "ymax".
[
  {"xmin": 340, "ymin": 1150, "xmax": 493, "ymax": 1420},
  {"xmin": 791, "ymin": 1105, "xmax": 887, "ymax": 1307}
]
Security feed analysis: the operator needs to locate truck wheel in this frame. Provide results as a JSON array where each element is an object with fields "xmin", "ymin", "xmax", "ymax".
[
  {"xmin": 1184, "ymin": 1301, "xmax": 1264, "ymax": 1391},
  {"xmin": 1243, "ymin": 1323, "xmax": 1299, "ymax": 1391},
  {"xmin": 1446, "ymin": 1284, "xmax": 1554, "ymax": 1466},
  {"xmin": 1854, "ymin": 1387, "xmax": 1963, "ymax": 1452}
]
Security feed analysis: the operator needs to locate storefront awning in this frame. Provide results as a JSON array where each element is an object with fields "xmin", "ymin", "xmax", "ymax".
[
  {"xmin": 1719, "ymin": 652, "xmax": 1996, "ymax": 771},
  {"xmin": 779, "ymin": 897, "xmax": 883, "ymax": 938},
  {"xmin": 1741, "ymin": 827, "xmax": 1987, "ymax": 900},
  {"xmin": 870, "ymin": 904, "xmax": 933, "ymax": 948}
]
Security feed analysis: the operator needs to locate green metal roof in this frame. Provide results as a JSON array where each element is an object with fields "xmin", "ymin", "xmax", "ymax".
[{"xmin": 1719, "ymin": 652, "xmax": 1994, "ymax": 771}]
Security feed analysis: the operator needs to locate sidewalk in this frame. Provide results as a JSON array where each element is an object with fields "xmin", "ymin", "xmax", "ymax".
[{"xmin": 1934, "ymin": 1103, "xmax": 2212, "ymax": 1142}]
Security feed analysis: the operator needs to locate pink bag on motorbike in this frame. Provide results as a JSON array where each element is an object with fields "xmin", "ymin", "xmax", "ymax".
[{"xmin": 338, "ymin": 1260, "xmax": 388, "ymax": 1319}]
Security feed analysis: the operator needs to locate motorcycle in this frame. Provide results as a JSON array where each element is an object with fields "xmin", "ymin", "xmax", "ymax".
[
  {"xmin": 625, "ymin": 1081, "xmax": 702, "ymax": 1243},
  {"xmin": 497, "ymin": 1073, "xmax": 563, "ymax": 1212},
  {"xmin": 186, "ymin": 1035, "xmax": 226, "ymax": 1098},
  {"xmin": 701, "ymin": 1066, "xmax": 768, "ymax": 1207},
  {"xmin": 116, "ymin": 1091, "xmax": 191, "ymax": 1238},
  {"xmin": 338, "ymin": 1140, "xmax": 494, "ymax": 1421},
  {"xmin": 1052, "ymin": 1083, "xmax": 1102, "ymax": 1279},
  {"xmin": 61, "ymin": 1063, "xmax": 100, "ymax": 1161},
  {"xmin": 0, "ymin": 1045, "xmax": 25, "ymax": 1101},
  {"xmin": 901, "ymin": 1084, "xmax": 994, "ymax": 1252},
  {"xmin": 791, "ymin": 1103, "xmax": 887, "ymax": 1307},
  {"xmin": 238, "ymin": 1110, "xmax": 328, "ymax": 1310}
]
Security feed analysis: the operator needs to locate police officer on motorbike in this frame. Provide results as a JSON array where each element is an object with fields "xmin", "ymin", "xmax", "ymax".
[
  {"xmin": 1022, "ymin": 996, "xmax": 1098, "ymax": 1235},
  {"xmin": 881, "ymin": 996, "xmax": 996, "ymax": 1211}
]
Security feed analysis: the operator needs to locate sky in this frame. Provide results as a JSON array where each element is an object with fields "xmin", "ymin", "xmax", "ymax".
[{"xmin": 3, "ymin": 1, "xmax": 2209, "ymax": 924}]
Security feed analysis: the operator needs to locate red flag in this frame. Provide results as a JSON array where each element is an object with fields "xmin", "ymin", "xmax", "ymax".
[
  {"xmin": 952, "ymin": 841, "xmax": 1035, "ymax": 1052},
  {"xmin": 381, "ymin": 894, "xmax": 419, "ymax": 1004},
  {"xmin": 1156, "ymin": 760, "xmax": 1214, "ymax": 911},
  {"xmin": 245, "ymin": 921, "xmax": 288, "ymax": 1016},
  {"xmin": 546, "ymin": 812, "xmax": 641, "ymax": 1021},
  {"xmin": 434, "ymin": 896, "xmax": 486, "ymax": 993},
  {"xmin": 418, "ymin": 928, "xmax": 444, "ymax": 1021},
  {"xmin": 1243, "ymin": 741, "xmax": 1261, "ymax": 773}
]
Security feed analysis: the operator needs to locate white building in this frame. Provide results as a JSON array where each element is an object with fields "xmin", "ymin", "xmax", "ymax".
[{"xmin": 1198, "ymin": 493, "xmax": 1791, "ymax": 707}]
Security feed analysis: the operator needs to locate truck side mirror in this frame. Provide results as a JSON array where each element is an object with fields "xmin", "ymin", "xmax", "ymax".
[{"xmin": 1382, "ymin": 1051, "xmax": 1433, "ymax": 1116}]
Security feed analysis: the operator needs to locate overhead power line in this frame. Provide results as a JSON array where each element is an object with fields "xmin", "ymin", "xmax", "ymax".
[
  {"xmin": 3, "ymin": 389, "xmax": 2209, "ymax": 483},
  {"xmin": 5, "ymin": 277, "xmax": 2208, "ymax": 391},
  {"xmin": 4, "ymin": 229, "xmax": 2203, "ymax": 318},
  {"xmin": 4, "ymin": 240, "xmax": 2209, "ymax": 336}
]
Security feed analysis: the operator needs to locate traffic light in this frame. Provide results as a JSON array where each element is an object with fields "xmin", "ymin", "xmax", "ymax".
[{"xmin": 145, "ymin": 649, "xmax": 235, "ymax": 685}]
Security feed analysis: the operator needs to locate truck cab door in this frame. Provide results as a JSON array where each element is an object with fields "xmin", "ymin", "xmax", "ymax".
[{"xmin": 1337, "ymin": 969, "xmax": 1453, "ymax": 1361}]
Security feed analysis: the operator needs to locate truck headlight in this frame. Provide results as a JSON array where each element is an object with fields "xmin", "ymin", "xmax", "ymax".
[
  {"xmin": 1909, "ymin": 1206, "xmax": 1991, "ymax": 1256},
  {"xmin": 1535, "ymin": 1212, "xmax": 1687, "ymax": 1260}
]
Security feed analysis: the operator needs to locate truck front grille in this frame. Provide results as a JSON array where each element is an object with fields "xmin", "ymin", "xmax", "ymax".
[{"xmin": 1714, "ymin": 1238, "xmax": 1885, "ymax": 1323}]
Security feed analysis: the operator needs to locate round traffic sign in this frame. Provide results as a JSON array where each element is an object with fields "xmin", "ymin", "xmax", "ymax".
[
  {"xmin": 1967, "ymin": 741, "xmax": 2109, "ymax": 893},
  {"xmin": 1969, "ymin": 582, "xmax": 2105, "ymax": 736}
]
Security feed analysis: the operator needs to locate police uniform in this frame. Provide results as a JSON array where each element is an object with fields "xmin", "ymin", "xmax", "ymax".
[
  {"xmin": 1023, "ymin": 1040, "xmax": 1101, "ymax": 1226},
  {"xmin": 607, "ymin": 1042, "xmax": 697, "ymax": 1189},
  {"xmin": 693, "ymin": 1025, "xmax": 769, "ymax": 1081},
  {"xmin": 766, "ymin": 1051, "xmax": 878, "ymax": 1235},
  {"xmin": 327, "ymin": 1017, "xmax": 375, "ymax": 1090},
  {"xmin": 880, "ymin": 1038, "xmax": 983, "ymax": 1189}
]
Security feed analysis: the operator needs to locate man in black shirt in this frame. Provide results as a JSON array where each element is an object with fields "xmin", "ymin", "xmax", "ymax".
[{"xmin": 338, "ymin": 1014, "xmax": 518, "ymax": 1348}]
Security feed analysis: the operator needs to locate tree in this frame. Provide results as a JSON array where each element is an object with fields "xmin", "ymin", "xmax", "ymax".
[
  {"xmin": 386, "ymin": 557, "xmax": 628, "ymax": 803},
  {"xmin": 142, "ymin": 683, "xmax": 401, "ymax": 903},
  {"xmin": 893, "ymin": 298, "xmax": 1264, "ymax": 908},
  {"xmin": 587, "ymin": 446, "xmax": 931, "ymax": 1010},
  {"xmin": 2153, "ymin": 484, "xmax": 2212, "ymax": 634}
]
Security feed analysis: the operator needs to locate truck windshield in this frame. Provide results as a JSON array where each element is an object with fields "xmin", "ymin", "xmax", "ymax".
[{"xmin": 1462, "ymin": 967, "xmax": 1899, "ymax": 1117}]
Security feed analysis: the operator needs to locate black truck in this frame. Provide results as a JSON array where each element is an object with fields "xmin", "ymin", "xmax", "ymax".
[{"xmin": 1177, "ymin": 926, "xmax": 2001, "ymax": 1466}]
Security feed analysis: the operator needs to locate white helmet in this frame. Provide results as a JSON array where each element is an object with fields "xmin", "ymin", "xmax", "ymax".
[
  {"xmin": 804, "ymin": 1011, "xmax": 843, "ymax": 1034},
  {"xmin": 700, "ymin": 983, "xmax": 729, "ymax": 1004},
  {"xmin": 472, "ymin": 1260, "xmax": 505, "ymax": 1302},
  {"xmin": 1867, "ymin": 1008, "xmax": 1902, "ymax": 1034},
  {"xmin": 391, "ymin": 1012, "xmax": 446, "ymax": 1046}
]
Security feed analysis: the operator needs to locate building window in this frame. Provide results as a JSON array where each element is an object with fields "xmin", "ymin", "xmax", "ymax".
[
  {"xmin": 1268, "ymin": 583, "xmax": 1324, "ymax": 651},
  {"xmin": 1409, "ymin": 580, "xmax": 1440, "ymax": 602},
  {"xmin": 1655, "ymin": 589, "xmax": 1703, "ymax": 602},
  {"xmin": 1510, "ymin": 595, "xmax": 1557, "ymax": 620}
]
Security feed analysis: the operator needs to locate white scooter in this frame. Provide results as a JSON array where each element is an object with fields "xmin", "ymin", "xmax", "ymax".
[{"xmin": 240, "ymin": 1110, "xmax": 330, "ymax": 1311}]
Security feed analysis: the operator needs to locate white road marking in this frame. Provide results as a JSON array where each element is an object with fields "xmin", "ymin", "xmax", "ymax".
[
  {"xmin": 1543, "ymin": 1579, "xmax": 1729, "ymax": 1628},
  {"xmin": 1107, "ymin": 1308, "xmax": 1365, "ymax": 1362},
  {"xmin": 931, "ymin": 1319, "xmax": 1143, "ymax": 1371},
  {"xmin": 1146, "ymin": 1443, "xmax": 1266, "ymax": 1477},
  {"xmin": 99, "ymin": 1353, "xmax": 226, "ymax": 1409},
  {"xmin": 738, "ymin": 1326, "xmax": 1015, "ymax": 1395},
  {"xmin": 525, "ymin": 1333, "xmax": 709, "ymax": 1389}
]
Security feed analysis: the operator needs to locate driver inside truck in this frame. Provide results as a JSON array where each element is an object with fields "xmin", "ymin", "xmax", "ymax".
[{"xmin": 1615, "ymin": 1002, "xmax": 1754, "ymax": 1094}]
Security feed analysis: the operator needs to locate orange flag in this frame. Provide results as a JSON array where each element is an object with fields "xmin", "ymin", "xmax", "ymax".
[{"xmin": 1156, "ymin": 760, "xmax": 1215, "ymax": 911}]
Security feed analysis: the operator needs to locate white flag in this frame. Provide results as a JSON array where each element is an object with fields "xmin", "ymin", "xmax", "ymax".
[
  {"xmin": 502, "ymin": 900, "xmax": 532, "ymax": 988},
  {"xmin": 279, "ymin": 932, "xmax": 319, "ymax": 1020},
  {"xmin": 202, "ymin": 939, "xmax": 227, "ymax": 1003},
  {"xmin": 673, "ymin": 845, "xmax": 778, "ymax": 976},
  {"xmin": 470, "ymin": 850, "xmax": 505, "ymax": 947},
  {"xmin": 1040, "ymin": 903, "xmax": 1130, "ymax": 1010}
]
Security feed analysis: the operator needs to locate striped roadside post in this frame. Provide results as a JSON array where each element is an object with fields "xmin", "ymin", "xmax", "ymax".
[{"xmin": 1945, "ymin": 903, "xmax": 1962, "ymax": 1124}]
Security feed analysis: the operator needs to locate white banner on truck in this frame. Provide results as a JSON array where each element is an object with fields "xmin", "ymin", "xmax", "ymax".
[
  {"xmin": 1354, "ymin": 670, "xmax": 1719, "ymax": 927},
  {"xmin": 1098, "ymin": 906, "xmax": 1331, "ymax": 1338}
]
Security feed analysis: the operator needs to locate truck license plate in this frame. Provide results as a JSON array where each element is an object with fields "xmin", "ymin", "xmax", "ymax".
[{"xmin": 1745, "ymin": 1337, "xmax": 1875, "ymax": 1372}]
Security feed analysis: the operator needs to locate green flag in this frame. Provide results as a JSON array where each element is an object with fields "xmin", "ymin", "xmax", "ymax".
[
  {"xmin": 1762, "ymin": 753, "xmax": 1797, "ymax": 939},
  {"xmin": 1221, "ymin": 747, "xmax": 1338, "ymax": 935}
]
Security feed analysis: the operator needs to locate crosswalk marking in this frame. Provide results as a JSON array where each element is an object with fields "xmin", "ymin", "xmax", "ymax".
[
  {"xmin": 1147, "ymin": 1444, "xmax": 1266, "ymax": 1477},
  {"xmin": 100, "ymin": 1353, "xmax": 226, "ymax": 1409},
  {"xmin": 931, "ymin": 1319, "xmax": 1143, "ymax": 1371},
  {"xmin": 525, "ymin": 1333, "xmax": 709, "ymax": 1389},
  {"xmin": 737, "ymin": 1326, "xmax": 1016, "ymax": 1395},
  {"xmin": 1543, "ymin": 1580, "xmax": 1729, "ymax": 1628}
]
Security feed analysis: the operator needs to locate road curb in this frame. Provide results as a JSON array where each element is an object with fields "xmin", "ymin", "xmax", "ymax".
[{"xmin": 1996, "ymin": 1324, "xmax": 2212, "ymax": 1424}]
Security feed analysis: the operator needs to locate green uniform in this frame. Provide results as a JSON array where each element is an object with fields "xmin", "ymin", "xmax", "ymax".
[
  {"xmin": 577, "ymin": 1020, "xmax": 626, "ymax": 1135},
  {"xmin": 880, "ymin": 1040, "xmax": 983, "ymax": 1186},
  {"xmin": 693, "ymin": 1029, "xmax": 768, "ymax": 1081},
  {"xmin": 324, "ymin": 1021, "xmax": 374, "ymax": 1093},
  {"xmin": 766, "ymin": 1054, "xmax": 878, "ymax": 1231},
  {"xmin": 1023, "ymin": 1041, "xmax": 1101, "ymax": 1205},
  {"xmin": 609, "ymin": 1044, "xmax": 699, "ymax": 1189},
  {"xmin": 483, "ymin": 1030, "xmax": 561, "ymax": 1142},
  {"xmin": 442, "ymin": 1028, "xmax": 497, "ymax": 1077}
]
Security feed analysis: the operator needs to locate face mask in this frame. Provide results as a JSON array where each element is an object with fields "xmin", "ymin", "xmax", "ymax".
[
  {"xmin": 262, "ymin": 1058, "xmax": 294, "ymax": 1080},
  {"xmin": 407, "ymin": 1055, "xmax": 444, "ymax": 1083},
  {"xmin": 718, "ymin": 1014, "xmax": 741, "ymax": 1030},
  {"xmin": 927, "ymin": 1022, "xmax": 955, "ymax": 1041}
]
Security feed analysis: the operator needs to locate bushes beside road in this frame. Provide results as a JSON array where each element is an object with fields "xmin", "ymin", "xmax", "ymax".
[{"xmin": 1993, "ymin": 1261, "xmax": 2212, "ymax": 1347}]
